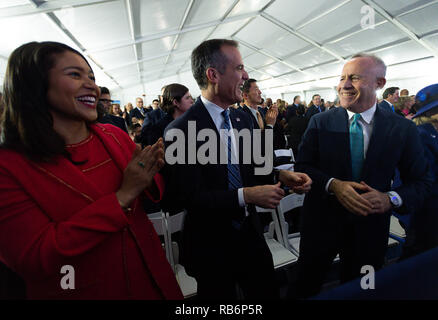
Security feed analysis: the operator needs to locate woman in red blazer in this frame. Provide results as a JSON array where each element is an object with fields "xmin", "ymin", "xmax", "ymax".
[{"xmin": 0, "ymin": 41, "xmax": 183, "ymax": 299}]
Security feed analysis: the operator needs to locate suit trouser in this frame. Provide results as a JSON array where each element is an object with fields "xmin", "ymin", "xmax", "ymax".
[
  {"xmin": 194, "ymin": 219, "xmax": 279, "ymax": 300},
  {"xmin": 296, "ymin": 212, "xmax": 390, "ymax": 299}
]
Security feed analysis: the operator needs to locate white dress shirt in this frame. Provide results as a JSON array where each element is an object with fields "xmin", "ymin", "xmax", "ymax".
[
  {"xmin": 248, "ymin": 106, "xmax": 258, "ymax": 122},
  {"xmin": 201, "ymin": 96, "xmax": 246, "ymax": 208}
]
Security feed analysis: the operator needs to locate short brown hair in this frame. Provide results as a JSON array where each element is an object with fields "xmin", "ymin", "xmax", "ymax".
[{"xmin": 191, "ymin": 39, "xmax": 238, "ymax": 90}]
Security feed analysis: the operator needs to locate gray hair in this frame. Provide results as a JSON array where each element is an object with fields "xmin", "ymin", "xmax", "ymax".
[{"xmin": 351, "ymin": 52, "xmax": 387, "ymax": 77}]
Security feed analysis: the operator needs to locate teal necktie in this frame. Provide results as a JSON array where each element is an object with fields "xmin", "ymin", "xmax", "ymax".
[{"xmin": 350, "ymin": 113, "xmax": 364, "ymax": 182}]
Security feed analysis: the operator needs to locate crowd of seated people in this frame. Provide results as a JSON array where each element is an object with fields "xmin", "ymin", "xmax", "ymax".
[{"xmin": 0, "ymin": 39, "xmax": 436, "ymax": 301}]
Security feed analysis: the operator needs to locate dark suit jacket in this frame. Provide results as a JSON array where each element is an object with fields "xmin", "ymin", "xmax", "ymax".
[
  {"xmin": 129, "ymin": 107, "xmax": 146, "ymax": 120},
  {"xmin": 140, "ymin": 109, "xmax": 168, "ymax": 147},
  {"xmin": 162, "ymin": 98, "xmax": 274, "ymax": 278},
  {"xmin": 258, "ymin": 106, "xmax": 267, "ymax": 117},
  {"xmin": 403, "ymin": 123, "xmax": 438, "ymax": 257},
  {"xmin": 285, "ymin": 115, "xmax": 308, "ymax": 158},
  {"xmin": 285, "ymin": 104, "xmax": 298, "ymax": 122},
  {"xmin": 241, "ymin": 105, "xmax": 260, "ymax": 129},
  {"xmin": 305, "ymin": 104, "xmax": 325, "ymax": 120},
  {"xmin": 378, "ymin": 99, "xmax": 394, "ymax": 113},
  {"xmin": 98, "ymin": 114, "xmax": 128, "ymax": 133},
  {"xmin": 296, "ymin": 106, "xmax": 432, "ymax": 264}
]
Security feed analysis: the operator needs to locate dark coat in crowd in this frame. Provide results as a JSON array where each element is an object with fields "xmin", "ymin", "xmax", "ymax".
[{"xmin": 403, "ymin": 123, "xmax": 438, "ymax": 257}]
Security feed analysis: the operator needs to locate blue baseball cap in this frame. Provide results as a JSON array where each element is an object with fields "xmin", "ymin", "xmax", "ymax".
[{"xmin": 413, "ymin": 83, "xmax": 438, "ymax": 118}]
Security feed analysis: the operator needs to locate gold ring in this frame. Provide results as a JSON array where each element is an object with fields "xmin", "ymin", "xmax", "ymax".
[{"xmin": 138, "ymin": 161, "xmax": 145, "ymax": 168}]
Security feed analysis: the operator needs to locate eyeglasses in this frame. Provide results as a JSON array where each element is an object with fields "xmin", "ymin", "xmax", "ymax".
[{"xmin": 99, "ymin": 99, "xmax": 113, "ymax": 104}]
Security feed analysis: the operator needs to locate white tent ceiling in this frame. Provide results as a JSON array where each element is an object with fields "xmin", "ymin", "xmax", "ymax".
[{"xmin": 1, "ymin": 0, "xmax": 438, "ymax": 103}]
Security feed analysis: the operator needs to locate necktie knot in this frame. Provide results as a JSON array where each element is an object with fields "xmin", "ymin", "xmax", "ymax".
[{"xmin": 352, "ymin": 113, "xmax": 361, "ymax": 123}]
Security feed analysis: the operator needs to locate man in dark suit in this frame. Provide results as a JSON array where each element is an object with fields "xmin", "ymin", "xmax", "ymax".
[
  {"xmin": 241, "ymin": 78, "xmax": 277, "ymax": 130},
  {"xmin": 258, "ymin": 98, "xmax": 267, "ymax": 117},
  {"xmin": 295, "ymin": 53, "xmax": 432, "ymax": 298},
  {"xmin": 129, "ymin": 97, "xmax": 147, "ymax": 121},
  {"xmin": 286, "ymin": 95, "xmax": 302, "ymax": 122},
  {"xmin": 305, "ymin": 94, "xmax": 325, "ymax": 120},
  {"xmin": 97, "ymin": 86, "xmax": 128, "ymax": 133},
  {"xmin": 163, "ymin": 39, "xmax": 312, "ymax": 300},
  {"xmin": 378, "ymin": 86, "xmax": 399, "ymax": 113}
]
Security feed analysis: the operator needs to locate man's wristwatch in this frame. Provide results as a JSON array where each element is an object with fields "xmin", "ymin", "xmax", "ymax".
[{"xmin": 386, "ymin": 191, "xmax": 402, "ymax": 208}]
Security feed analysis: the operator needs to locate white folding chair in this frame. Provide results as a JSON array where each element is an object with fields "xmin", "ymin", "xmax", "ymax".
[
  {"xmin": 166, "ymin": 211, "xmax": 197, "ymax": 299},
  {"xmin": 273, "ymin": 148, "xmax": 295, "ymax": 172},
  {"xmin": 255, "ymin": 206, "xmax": 298, "ymax": 269},
  {"xmin": 389, "ymin": 215, "xmax": 406, "ymax": 239},
  {"xmin": 274, "ymin": 148, "xmax": 295, "ymax": 164},
  {"xmin": 276, "ymin": 193, "xmax": 341, "ymax": 261},
  {"xmin": 275, "ymin": 193, "xmax": 305, "ymax": 256},
  {"xmin": 147, "ymin": 211, "xmax": 172, "ymax": 264}
]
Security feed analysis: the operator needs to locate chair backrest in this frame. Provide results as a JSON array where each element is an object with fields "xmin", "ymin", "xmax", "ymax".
[
  {"xmin": 274, "ymin": 148, "xmax": 295, "ymax": 163},
  {"xmin": 278, "ymin": 193, "xmax": 305, "ymax": 214},
  {"xmin": 277, "ymin": 193, "xmax": 305, "ymax": 250},
  {"xmin": 255, "ymin": 206, "xmax": 282, "ymax": 242},
  {"xmin": 147, "ymin": 211, "xmax": 166, "ymax": 236},
  {"xmin": 167, "ymin": 211, "xmax": 186, "ymax": 235},
  {"xmin": 165, "ymin": 211, "xmax": 187, "ymax": 270},
  {"xmin": 147, "ymin": 211, "xmax": 172, "ymax": 264}
]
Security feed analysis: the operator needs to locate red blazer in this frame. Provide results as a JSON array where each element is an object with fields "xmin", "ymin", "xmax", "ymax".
[{"xmin": 0, "ymin": 124, "xmax": 183, "ymax": 299}]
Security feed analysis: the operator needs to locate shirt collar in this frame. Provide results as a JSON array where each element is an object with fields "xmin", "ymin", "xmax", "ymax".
[
  {"xmin": 346, "ymin": 103, "xmax": 376, "ymax": 124},
  {"xmin": 201, "ymin": 95, "xmax": 228, "ymax": 118},
  {"xmin": 384, "ymin": 99, "xmax": 393, "ymax": 107},
  {"xmin": 244, "ymin": 104, "xmax": 258, "ymax": 117}
]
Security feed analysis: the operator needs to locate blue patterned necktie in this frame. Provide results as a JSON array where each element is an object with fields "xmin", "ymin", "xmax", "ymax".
[
  {"xmin": 221, "ymin": 109, "xmax": 243, "ymax": 190},
  {"xmin": 350, "ymin": 113, "xmax": 364, "ymax": 182}
]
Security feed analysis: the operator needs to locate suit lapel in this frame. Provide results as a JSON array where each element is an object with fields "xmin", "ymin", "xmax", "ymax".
[
  {"xmin": 191, "ymin": 99, "xmax": 228, "ymax": 179},
  {"xmin": 192, "ymin": 98, "xmax": 220, "ymax": 135},
  {"xmin": 334, "ymin": 108, "xmax": 353, "ymax": 179},
  {"xmin": 362, "ymin": 107, "xmax": 389, "ymax": 180},
  {"xmin": 242, "ymin": 105, "xmax": 259, "ymax": 129},
  {"xmin": 230, "ymin": 108, "xmax": 246, "ymax": 131}
]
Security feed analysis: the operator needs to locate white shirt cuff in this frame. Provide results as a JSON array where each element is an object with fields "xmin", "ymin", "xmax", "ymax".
[
  {"xmin": 238, "ymin": 188, "xmax": 249, "ymax": 217},
  {"xmin": 238, "ymin": 188, "xmax": 246, "ymax": 207},
  {"xmin": 326, "ymin": 178, "xmax": 335, "ymax": 194}
]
